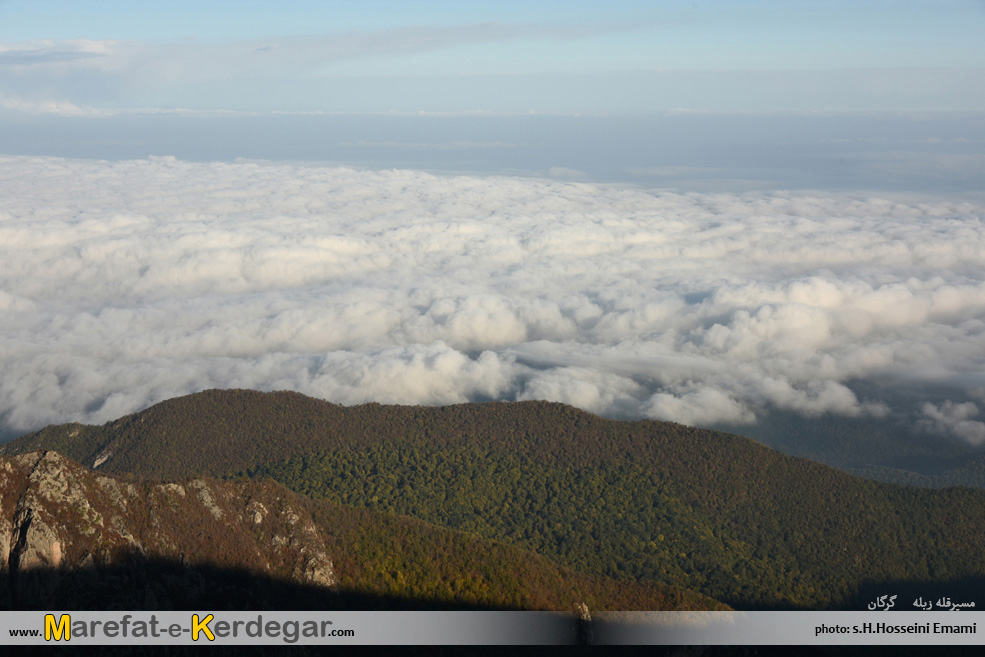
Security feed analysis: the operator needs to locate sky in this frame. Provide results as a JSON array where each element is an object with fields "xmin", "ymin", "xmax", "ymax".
[
  {"xmin": 2, "ymin": 1, "xmax": 984, "ymax": 189},
  {"xmin": 1, "ymin": 1, "xmax": 985, "ymax": 448},
  {"xmin": 2, "ymin": 0, "xmax": 985, "ymax": 115}
]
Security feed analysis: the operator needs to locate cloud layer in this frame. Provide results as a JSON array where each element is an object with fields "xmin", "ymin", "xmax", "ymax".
[{"xmin": 2, "ymin": 156, "xmax": 985, "ymax": 442}]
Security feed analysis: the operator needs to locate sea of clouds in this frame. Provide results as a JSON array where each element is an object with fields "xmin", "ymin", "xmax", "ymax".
[{"xmin": 2, "ymin": 155, "xmax": 985, "ymax": 444}]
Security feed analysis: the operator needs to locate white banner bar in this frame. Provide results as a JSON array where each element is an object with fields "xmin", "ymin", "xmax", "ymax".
[
  {"xmin": 594, "ymin": 611, "xmax": 983, "ymax": 646},
  {"xmin": 1, "ymin": 611, "xmax": 574, "ymax": 646},
  {"xmin": 1, "ymin": 611, "xmax": 982, "ymax": 646}
]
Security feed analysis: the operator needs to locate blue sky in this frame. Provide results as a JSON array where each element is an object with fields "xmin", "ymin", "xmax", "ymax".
[
  {"xmin": 2, "ymin": 0, "xmax": 984, "ymax": 115},
  {"xmin": 1, "ymin": 1, "xmax": 984, "ymax": 191}
]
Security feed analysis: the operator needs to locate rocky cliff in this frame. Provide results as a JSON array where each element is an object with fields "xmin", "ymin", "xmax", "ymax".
[{"xmin": 0, "ymin": 451, "xmax": 335, "ymax": 610}]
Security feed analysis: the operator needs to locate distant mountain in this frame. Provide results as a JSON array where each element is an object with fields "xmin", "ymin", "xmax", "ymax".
[
  {"xmin": 5, "ymin": 389, "xmax": 985, "ymax": 611},
  {"xmin": 843, "ymin": 452, "xmax": 985, "ymax": 488},
  {"xmin": 713, "ymin": 411, "xmax": 985, "ymax": 488}
]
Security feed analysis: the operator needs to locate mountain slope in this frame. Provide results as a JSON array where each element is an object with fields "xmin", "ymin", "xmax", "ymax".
[
  {"xmin": 1, "ymin": 450, "xmax": 721, "ymax": 612},
  {"xmin": 0, "ymin": 450, "xmax": 334, "ymax": 609},
  {"xmin": 5, "ymin": 389, "xmax": 985, "ymax": 610},
  {"xmin": 303, "ymin": 496, "xmax": 727, "ymax": 612}
]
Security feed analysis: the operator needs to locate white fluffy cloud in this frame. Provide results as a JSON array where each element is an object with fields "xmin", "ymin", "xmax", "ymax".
[
  {"xmin": 922, "ymin": 402, "xmax": 985, "ymax": 446},
  {"xmin": 2, "ymin": 156, "xmax": 985, "ymax": 442}
]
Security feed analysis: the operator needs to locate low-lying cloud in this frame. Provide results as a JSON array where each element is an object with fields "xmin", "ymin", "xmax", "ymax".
[
  {"xmin": 2, "ymin": 156, "xmax": 985, "ymax": 443},
  {"xmin": 922, "ymin": 402, "xmax": 985, "ymax": 446}
]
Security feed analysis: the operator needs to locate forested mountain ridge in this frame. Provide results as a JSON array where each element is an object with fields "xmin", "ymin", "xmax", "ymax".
[
  {"xmin": 0, "ymin": 388, "xmax": 885, "ymax": 480},
  {"xmin": 302, "ymin": 493, "xmax": 728, "ymax": 612},
  {"xmin": 0, "ymin": 450, "xmax": 721, "ymax": 611},
  {"xmin": 4, "ymin": 389, "xmax": 985, "ymax": 611}
]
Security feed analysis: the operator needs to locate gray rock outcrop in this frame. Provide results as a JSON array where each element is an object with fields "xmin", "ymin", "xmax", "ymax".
[{"xmin": 0, "ymin": 451, "xmax": 335, "ymax": 609}]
